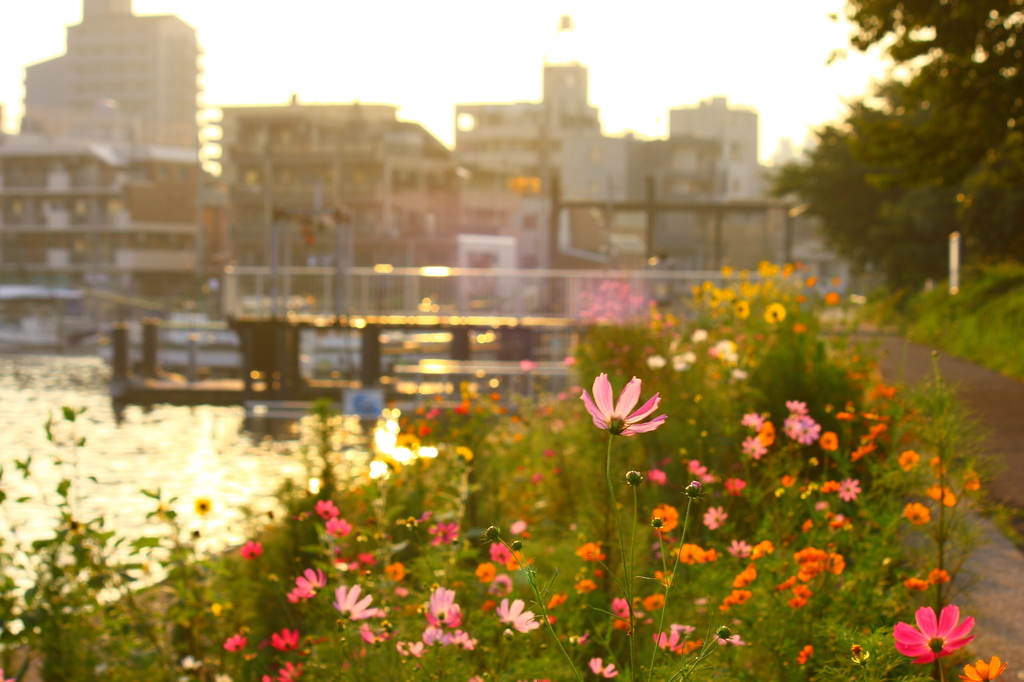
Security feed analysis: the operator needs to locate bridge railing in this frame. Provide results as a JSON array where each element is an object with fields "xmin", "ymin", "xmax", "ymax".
[{"xmin": 222, "ymin": 266, "xmax": 738, "ymax": 323}]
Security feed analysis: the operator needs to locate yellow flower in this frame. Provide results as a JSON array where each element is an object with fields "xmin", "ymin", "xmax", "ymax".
[
  {"xmin": 764, "ymin": 303, "xmax": 787, "ymax": 324},
  {"xmin": 194, "ymin": 498, "xmax": 212, "ymax": 516},
  {"xmin": 455, "ymin": 446, "xmax": 474, "ymax": 462},
  {"xmin": 210, "ymin": 603, "xmax": 224, "ymax": 616},
  {"xmin": 734, "ymin": 300, "xmax": 750, "ymax": 319}
]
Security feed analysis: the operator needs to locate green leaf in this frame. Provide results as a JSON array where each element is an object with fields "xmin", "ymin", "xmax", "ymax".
[
  {"xmin": 15, "ymin": 496, "xmax": 30, "ymax": 503},
  {"xmin": 131, "ymin": 537, "xmax": 162, "ymax": 550},
  {"xmin": 62, "ymin": 406, "xmax": 77, "ymax": 423},
  {"xmin": 141, "ymin": 488, "xmax": 162, "ymax": 500},
  {"xmin": 15, "ymin": 456, "xmax": 32, "ymax": 477},
  {"xmin": 87, "ymin": 476, "xmax": 98, "ymax": 484},
  {"xmin": 56, "ymin": 479, "xmax": 71, "ymax": 499}
]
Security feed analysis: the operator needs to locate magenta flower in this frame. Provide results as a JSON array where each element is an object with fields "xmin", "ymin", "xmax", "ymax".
[
  {"xmin": 488, "ymin": 574, "xmax": 514, "ymax": 596},
  {"xmin": 648, "ymin": 468, "xmax": 668, "ymax": 486},
  {"xmin": 786, "ymin": 400, "xmax": 809, "ymax": 416},
  {"xmin": 688, "ymin": 459, "xmax": 716, "ymax": 484},
  {"xmin": 838, "ymin": 478, "xmax": 862, "ymax": 502},
  {"xmin": 724, "ymin": 478, "xmax": 747, "ymax": 496},
  {"xmin": 703, "ymin": 506, "xmax": 728, "ymax": 530},
  {"xmin": 270, "ymin": 628, "xmax": 300, "ymax": 651},
  {"xmin": 742, "ymin": 436, "xmax": 768, "ymax": 460},
  {"xmin": 510, "ymin": 519, "xmax": 528, "ymax": 535},
  {"xmin": 239, "ymin": 541, "xmax": 263, "ymax": 560},
  {"xmin": 580, "ymin": 374, "xmax": 667, "ymax": 436},
  {"xmin": 0, "ymin": 670, "xmax": 12, "ymax": 682},
  {"xmin": 428, "ymin": 522, "xmax": 460, "ymax": 546},
  {"xmin": 497, "ymin": 598, "xmax": 540, "ymax": 633},
  {"xmin": 427, "ymin": 587, "xmax": 464, "ymax": 628},
  {"xmin": 520, "ymin": 359, "xmax": 538, "ymax": 372},
  {"xmin": 326, "ymin": 517, "xmax": 353, "ymax": 538},
  {"xmin": 741, "ymin": 413, "xmax": 766, "ymax": 430},
  {"xmin": 333, "ymin": 584, "xmax": 376, "ymax": 620},
  {"xmin": 611, "ymin": 597, "xmax": 630, "ymax": 620},
  {"xmin": 359, "ymin": 622, "xmax": 391, "ymax": 644},
  {"xmin": 315, "ymin": 499, "xmax": 339, "ymax": 519},
  {"xmin": 223, "ymin": 633, "xmax": 247, "ymax": 652},
  {"xmin": 588, "ymin": 658, "xmax": 619, "ymax": 678},
  {"xmin": 287, "ymin": 567, "xmax": 327, "ymax": 602},
  {"xmin": 728, "ymin": 540, "xmax": 752, "ymax": 558},
  {"xmin": 894, "ymin": 604, "xmax": 975, "ymax": 664},
  {"xmin": 490, "ymin": 542, "xmax": 514, "ymax": 564},
  {"xmin": 784, "ymin": 415, "xmax": 822, "ymax": 445},
  {"xmin": 444, "ymin": 629, "xmax": 478, "ymax": 650}
]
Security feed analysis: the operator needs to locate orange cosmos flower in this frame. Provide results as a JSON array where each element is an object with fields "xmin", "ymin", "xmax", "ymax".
[
  {"xmin": 904, "ymin": 577, "xmax": 931, "ymax": 591},
  {"xmin": 575, "ymin": 579, "xmax": 598, "ymax": 594},
  {"xmin": 385, "ymin": 562, "xmax": 406, "ymax": 581},
  {"xmin": 927, "ymin": 486, "xmax": 958, "ymax": 507},
  {"xmin": 651, "ymin": 503, "xmax": 680, "ymax": 533},
  {"xmin": 797, "ymin": 645, "xmax": 814, "ymax": 664},
  {"xmin": 789, "ymin": 584, "xmax": 813, "ymax": 608},
  {"xmin": 964, "ymin": 472, "xmax": 981, "ymax": 491},
  {"xmin": 961, "ymin": 656, "xmax": 1008, "ymax": 682},
  {"xmin": 806, "ymin": 277, "xmax": 818, "ymax": 287},
  {"xmin": 929, "ymin": 569, "xmax": 951, "ymax": 585},
  {"xmin": 819, "ymin": 431, "xmax": 839, "ymax": 451},
  {"xmin": 821, "ymin": 480, "xmax": 841, "ymax": 493},
  {"xmin": 720, "ymin": 589, "xmax": 753, "ymax": 611},
  {"xmin": 899, "ymin": 450, "xmax": 921, "ymax": 472},
  {"xmin": 851, "ymin": 442, "xmax": 877, "ymax": 462},
  {"xmin": 793, "ymin": 322, "xmax": 808, "ymax": 333},
  {"xmin": 904, "ymin": 502, "xmax": 932, "ymax": 525},
  {"xmin": 475, "ymin": 562, "xmax": 496, "ymax": 584},
  {"xmin": 802, "ymin": 519, "xmax": 814, "ymax": 533},
  {"xmin": 681, "ymin": 639, "xmax": 703, "ymax": 655},
  {"xmin": 751, "ymin": 540, "xmax": 775, "ymax": 559},
  {"xmin": 732, "ymin": 565, "xmax": 757, "ymax": 588},
  {"xmin": 758, "ymin": 421, "xmax": 776, "ymax": 447},
  {"xmin": 654, "ymin": 570, "xmax": 673, "ymax": 587},
  {"xmin": 547, "ymin": 592, "xmax": 568, "ymax": 609},
  {"xmin": 836, "ymin": 411, "xmax": 855, "ymax": 421},
  {"xmin": 775, "ymin": 576, "xmax": 798, "ymax": 591},
  {"xmin": 825, "ymin": 292, "xmax": 841, "ymax": 305},
  {"xmin": 781, "ymin": 475, "xmax": 796, "ymax": 488},
  {"xmin": 642, "ymin": 593, "xmax": 666, "ymax": 610},
  {"xmin": 576, "ymin": 542, "xmax": 606, "ymax": 562}
]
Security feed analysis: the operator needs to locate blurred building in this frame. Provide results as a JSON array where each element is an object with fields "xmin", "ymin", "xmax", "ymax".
[
  {"xmin": 454, "ymin": 63, "xmax": 602, "ymax": 267},
  {"xmin": 0, "ymin": 134, "xmax": 199, "ymax": 295},
  {"xmin": 669, "ymin": 96, "xmax": 765, "ymax": 199},
  {"xmin": 21, "ymin": 0, "xmax": 200, "ymax": 147},
  {"xmin": 218, "ymin": 100, "xmax": 459, "ymax": 267}
]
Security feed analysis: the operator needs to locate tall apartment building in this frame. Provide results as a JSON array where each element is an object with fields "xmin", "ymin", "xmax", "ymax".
[
  {"xmin": 669, "ymin": 96, "xmax": 765, "ymax": 198},
  {"xmin": 218, "ymin": 100, "xmax": 459, "ymax": 267},
  {"xmin": 454, "ymin": 63, "xmax": 603, "ymax": 267},
  {"xmin": 0, "ymin": 134, "xmax": 199, "ymax": 295},
  {"xmin": 22, "ymin": 0, "xmax": 200, "ymax": 147}
]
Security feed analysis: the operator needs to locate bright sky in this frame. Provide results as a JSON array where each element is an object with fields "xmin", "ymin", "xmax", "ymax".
[{"xmin": 0, "ymin": 0, "xmax": 891, "ymax": 161}]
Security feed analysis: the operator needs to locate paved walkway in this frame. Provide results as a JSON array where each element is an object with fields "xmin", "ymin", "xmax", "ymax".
[{"xmin": 867, "ymin": 335, "xmax": 1024, "ymax": 677}]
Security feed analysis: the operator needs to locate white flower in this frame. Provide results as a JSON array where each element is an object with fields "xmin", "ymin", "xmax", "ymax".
[
  {"xmin": 646, "ymin": 354, "xmax": 667, "ymax": 369},
  {"xmin": 180, "ymin": 655, "xmax": 201, "ymax": 671},
  {"xmin": 731, "ymin": 369, "xmax": 748, "ymax": 381},
  {"xmin": 691, "ymin": 329, "xmax": 708, "ymax": 343},
  {"xmin": 215, "ymin": 676, "xmax": 233, "ymax": 682},
  {"xmin": 711, "ymin": 340, "xmax": 739, "ymax": 365},
  {"xmin": 672, "ymin": 351, "xmax": 697, "ymax": 371}
]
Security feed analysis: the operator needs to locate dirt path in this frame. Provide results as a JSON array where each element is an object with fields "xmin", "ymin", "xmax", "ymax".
[{"xmin": 864, "ymin": 335, "xmax": 1024, "ymax": 676}]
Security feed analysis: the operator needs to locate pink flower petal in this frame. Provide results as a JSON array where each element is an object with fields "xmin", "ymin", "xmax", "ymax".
[
  {"xmin": 592, "ymin": 374, "xmax": 615, "ymax": 419},
  {"xmin": 915, "ymin": 606, "xmax": 939, "ymax": 637},
  {"xmin": 626, "ymin": 393, "xmax": 661, "ymax": 423},
  {"xmin": 936, "ymin": 604, "xmax": 960, "ymax": 636},
  {"xmin": 620, "ymin": 414, "xmax": 666, "ymax": 436},
  {"xmin": 613, "ymin": 377, "xmax": 642, "ymax": 419},
  {"xmin": 581, "ymin": 390, "xmax": 609, "ymax": 429},
  {"xmin": 894, "ymin": 622, "xmax": 929, "ymax": 647}
]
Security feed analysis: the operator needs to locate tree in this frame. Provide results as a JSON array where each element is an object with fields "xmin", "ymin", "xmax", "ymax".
[{"xmin": 775, "ymin": 0, "xmax": 1024, "ymax": 285}]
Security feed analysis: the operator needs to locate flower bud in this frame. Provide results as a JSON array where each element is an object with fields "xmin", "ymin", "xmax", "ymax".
[
  {"xmin": 716, "ymin": 625, "xmax": 732, "ymax": 640},
  {"xmin": 510, "ymin": 540, "xmax": 523, "ymax": 551},
  {"xmin": 685, "ymin": 481, "xmax": 702, "ymax": 498},
  {"xmin": 485, "ymin": 526, "xmax": 501, "ymax": 541},
  {"xmin": 625, "ymin": 471, "xmax": 644, "ymax": 486},
  {"xmin": 650, "ymin": 517, "xmax": 664, "ymax": 529}
]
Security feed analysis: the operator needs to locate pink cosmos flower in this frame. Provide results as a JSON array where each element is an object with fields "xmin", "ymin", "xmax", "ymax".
[
  {"xmin": 287, "ymin": 568, "xmax": 327, "ymax": 602},
  {"xmin": 488, "ymin": 574, "xmax": 514, "ymax": 596},
  {"xmin": 357, "ymin": 552, "xmax": 377, "ymax": 567},
  {"xmin": 396, "ymin": 641, "xmax": 425, "ymax": 657},
  {"xmin": 270, "ymin": 628, "xmax": 300, "ymax": 651},
  {"xmin": 333, "ymin": 584, "xmax": 376, "ymax": 620},
  {"xmin": 815, "ymin": 501, "xmax": 830, "ymax": 512},
  {"xmin": 520, "ymin": 359, "xmax": 538, "ymax": 372},
  {"xmin": 425, "ymin": 407, "xmax": 442, "ymax": 419},
  {"xmin": 611, "ymin": 597, "xmax": 630, "ymax": 620},
  {"xmin": 497, "ymin": 598, "xmax": 540, "ymax": 633},
  {"xmin": 784, "ymin": 415, "xmax": 821, "ymax": 445},
  {"xmin": 894, "ymin": 604, "xmax": 975, "ymax": 664},
  {"xmin": 444, "ymin": 629, "xmax": 478, "ymax": 650},
  {"xmin": 223, "ymin": 634, "xmax": 247, "ymax": 652},
  {"xmin": 741, "ymin": 413, "xmax": 766, "ymax": 430},
  {"xmin": 359, "ymin": 623, "xmax": 391, "ymax": 644},
  {"xmin": 0, "ymin": 670, "xmax": 12, "ymax": 682},
  {"xmin": 428, "ymin": 522, "xmax": 460, "ymax": 546},
  {"xmin": 422, "ymin": 626, "xmax": 445, "ymax": 646},
  {"xmin": 510, "ymin": 520, "xmax": 528, "ymax": 535},
  {"xmin": 276, "ymin": 661, "xmax": 303, "ymax": 682},
  {"xmin": 490, "ymin": 542, "xmax": 514, "ymax": 564},
  {"xmin": 325, "ymin": 517, "xmax": 353, "ymax": 538},
  {"xmin": 394, "ymin": 586, "xmax": 410, "ymax": 598},
  {"xmin": 427, "ymin": 587, "xmax": 463, "ymax": 628},
  {"xmin": 838, "ymin": 478, "xmax": 862, "ymax": 502},
  {"xmin": 703, "ymin": 506, "xmax": 728, "ymax": 530},
  {"xmin": 239, "ymin": 541, "xmax": 263, "ymax": 560},
  {"xmin": 648, "ymin": 469, "xmax": 668, "ymax": 486},
  {"xmin": 315, "ymin": 499, "xmax": 339, "ymax": 519},
  {"xmin": 718, "ymin": 634, "xmax": 747, "ymax": 646},
  {"xmin": 727, "ymin": 540, "xmax": 752, "ymax": 558},
  {"xmin": 742, "ymin": 436, "xmax": 768, "ymax": 460},
  {"xmin": 564, "ymin": 356, "xmax": 577, "ymax": 366},
  {"xmin": 531, "ymin": 472, "xmax": 544, "ymax": 484},
  {"xmin": 688, "ymin": 459, "xmax": 715, "ymax": 484},
  {"xmin": 724, "ymin": 478, "xmax": 747, "ymax": 496},
  {"xmin": 580, "ymin": 374, "xmax": 667, "ymax": 436},
  {"xmin": 588, "ymin": 658, "xmax": 619, "ymax": 678},
  {"xmin": 786, "ymin": 400, "xmax": 809, "ymax": 416}
]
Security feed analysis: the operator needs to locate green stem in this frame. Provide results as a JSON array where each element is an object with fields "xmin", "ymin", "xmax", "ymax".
[
  {"xmin": 605, "ymin": 436, "xmax": 635, "ymax": 681},
  {"xmin": 646, "ymin": 498, "xmax": 692, "ymax": 682}
]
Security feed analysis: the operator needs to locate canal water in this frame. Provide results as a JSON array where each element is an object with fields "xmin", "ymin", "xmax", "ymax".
[{"xmin": 0, "ymin": 354, "xmax": 311, "ymax": 552}]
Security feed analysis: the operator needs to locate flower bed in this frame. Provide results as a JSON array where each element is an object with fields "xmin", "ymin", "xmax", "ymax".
[{"xmin": 0, "ymin": 266, "xmax": 1002, "ymax": 682}]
